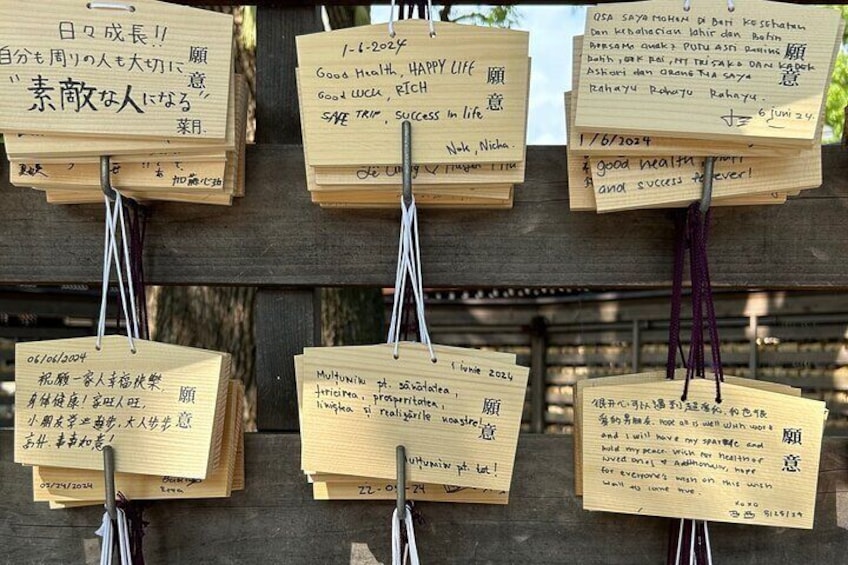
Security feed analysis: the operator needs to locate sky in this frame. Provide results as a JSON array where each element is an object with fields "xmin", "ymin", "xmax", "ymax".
[{"xmin": 369, "ymin": 5, "xmax": 587, "ymax": 145}]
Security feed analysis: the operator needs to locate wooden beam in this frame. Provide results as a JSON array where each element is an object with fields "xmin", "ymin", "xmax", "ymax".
[
  {"xmin": 1, "ymin": 432, "xmax": 845, "ymax": 563},
  {"xmin": 2, "ymin": 146, "xmax": 847, "ymax": 288}
]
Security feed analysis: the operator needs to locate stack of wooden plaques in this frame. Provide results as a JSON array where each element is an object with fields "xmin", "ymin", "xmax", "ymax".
[
  {"xmin": 295, "ymin": 342, "xmax": 530, "ymax": 504},
  {"xmin": 14, "ymin": 336, "xmax": 244, "ymax": 508},
  {"xmin": 0, "ymin": 0, "xmax": 241, "ymax": 205},
  {"xmin": 295, "ymin": 20, "xmax": 530, "ymax": 208},
  {"xmin": 573, "ymin": 371, "xmax": 827, "ymax": 529},
  {"xmin": 566, "ymin": 0, "xmax": 844, "ymax": 212},
  {"xmin": 5, "ymin": 75, "xmax": 248, "ymax": 206}
]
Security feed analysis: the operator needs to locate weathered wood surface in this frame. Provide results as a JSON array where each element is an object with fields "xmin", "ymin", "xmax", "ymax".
[
  {"xmin": 2, "ymin": 145, "xmax": 848, "ymax": 288},
  {"xmin": 255, "ymin": 289, "xmax": 320, "ymax": 431},
  {"xmin": 0, "ymin": 432, "xmax": 845, "ymax": 564}
]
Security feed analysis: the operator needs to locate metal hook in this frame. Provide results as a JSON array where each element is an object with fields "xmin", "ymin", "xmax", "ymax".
[
  {"xmin": 101, "ymin": 155, "xmax": 142, "ymax": 211},
  {"xmin": 103, "ymin": 445, "xmax": 117, "ymax": 520},
  {"xmin": 396, "ymin": 445, "xmax": 406, "ymax": 519},
  {"xmin": 699, "ymin": 157, "xmax": 714, "ymax": 213},
  {"xmin": 100, "ymin": 156, "xmax": 118, "ymax": 201},
  {"xmin": 402, "ymin": 121, "xmax": 412, "ymax": 208}
]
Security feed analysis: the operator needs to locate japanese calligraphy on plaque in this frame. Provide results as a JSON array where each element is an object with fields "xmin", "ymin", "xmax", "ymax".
[
  {"xmin": 0, "ymin": 0, "xmax": 233, "ymax": 139},
  {"xmin": 582, "ymin": 378, "xmax": 826, "ymax": 528},
  {"xmin": 14, "ymin": 336, "xmax": 231, "ymax": 479}
]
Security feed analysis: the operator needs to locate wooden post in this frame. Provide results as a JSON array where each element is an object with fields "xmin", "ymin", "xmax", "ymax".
[
  {"xmin": 530, "ymin": 315, "xmax": 548, "ymax": 434},
  {"xmin": 631, "ymin": 319, "xmax": 642, "ymax": 373},
  {"xmin": 253, "ymin": 6, "xmax": 324, "ymax": 431},
  {"xmin": 255, "ymin": 289, "xmax": 321, "ymax": 431},
  {"xmin": 255, "ymin": 5, "xmax": 323, "ymax": 144}
]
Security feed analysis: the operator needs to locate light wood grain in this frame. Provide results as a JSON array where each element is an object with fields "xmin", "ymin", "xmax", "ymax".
[
  {"xmin": 569, "ymin": 36, "xmax": 801, "ymax": 157},
  {"xmin": 582, "ymin": 378, "xmax": 825, "ymax": 528},
  {"xmin": 14, "ymin": 335, "xmax": 231, "ymax": 479},
  {"xmin": 13, "ymin": 160, "xmax": 227, "ymax": 191},
  {"xmin": 313, "ymin": 161, "xmax": 525, "ymax": 186},
  {"xmin": 299, "ymin": 342, "xmax": 527, "ymax": 491},
  {"xmin": 573, "ymin": 371, "xmax": 802, "ymax": 496},
  {"xmin": 0, "ymin": 0, "xmax": 233, "ymax": 139},
  {"xmin": 575, "ymin": 0, "xmax": 843, "ymax": 144},
  {"xmin": 297, "ymin": 20, "xmax": 529, "ymax": 165},
  {"xmin": 4, "ymin": 75, "xmax": 241, "ymax": 159},
  {"xmin": 565, "ymin": 93, "xmax": 790, "ymax": 211},
  {"xmin": 589, "ymin": 150, "xmax": 818, "ymax": 212},
  {"xmin": 312, "ymin": 479, "xmax": 508, "ymax": 504},
  {"xmin": 32, "ymin": 380, "xmax": 242, "ymax": 503}
]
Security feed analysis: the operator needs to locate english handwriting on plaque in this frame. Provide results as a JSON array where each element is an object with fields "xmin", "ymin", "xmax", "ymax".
[
  {"xmin": 308, "ymin": 61, "xmax": 516, "ymax": 157},
  {"xmin": 577, "ymin": 0, "xmax": 842, "ymax": 141},
  {"xmin": 300, "ymin": 343, "xmax": 527, "ymax": 490},
  {"xmin": 582, "ymin": 379, "xmax": 825, "ymax": 528},
  {"xmin": 297, "ymin": 20, "xmax": 529, "ymax": 165}
]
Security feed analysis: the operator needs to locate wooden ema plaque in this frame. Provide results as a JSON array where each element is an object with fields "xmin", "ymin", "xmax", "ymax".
[
  {"xmin": 582, "ymin": 378, "xmax": 826, "ymax": 528},
  {"xmin": 0, "ymin": 0, "xmax": 232, "ymax": 140},
  {"xmin": 295, "ymin": 355, "xmax": 509, "ymax": 504},
  {"xmin": 569, "ymin": 36, "xmax": 800, "ymax": 158},
  {"xmin": 589, "ymin": 151, "xmax": 817, "ymax": 212},
  {"xmin": 572, "ymin": 371, "xmax": 802, "ymax": 496},
  {"xmin": 13, "ymin": 159, "xmax": 227, "ymax": 192},
  {"xmin": 14, "ymin": 336, "xmax": 231, "ymax": 479},
  {"xmin": 4, "ymin": 73, "xmax": 244, "ymax": 160},
  {"xmin": 576, "ymin": 0, "xmax": 843, "ymax": 144},
  {"xmin": 565, "ymin": 92, "xmax": 792, "ymax": 211},
  {"xmin": 297, "ymin": 20, "xmax": 529, "ymax": 166},
  {"xmin": 35, "ymin": 381, "xmax": 243, "ymax": 503},
  {"xmin": 312, "ymin": 479, "xmax": 508, "ymax": 504},
  {"xmin": 32, "ymin": 381, "xmax": 243, "ymax": 504},
  {"xmin": 299, "ymin": 342, "xmax": 528, "ymax": 491}
]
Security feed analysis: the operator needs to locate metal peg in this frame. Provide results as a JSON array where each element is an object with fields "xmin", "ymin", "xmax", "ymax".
[
  {"xmin": 699, "ymin": 156, "xmax": 714, "ymax": 213},
  {"xmin": 103, "ymin": 445, "xmax": 117, "ymax": 520},
  {"xmin": 396, "ymin": 445, "xmax": 406, "ymax": 519},
  {"xmin": 100, "ymin": 155, "xmax": 118, "ymax": 201},
  {"xmin": 401, "ymin": 121, "xmax": 412, "ymax": 207}
]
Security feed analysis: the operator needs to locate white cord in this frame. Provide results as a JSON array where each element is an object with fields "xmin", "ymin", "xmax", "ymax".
[
  {"xmin": 674, "ymin": 518, "xmax": 684, "ymax": 565},
  {"xmin": 386, "ymin": 196, "xmax": 436, "ymax": 362},
  {"xmin": 388, "ymin": 0, "xmax": 397, "ymax": 36},
  {"xmin": 97, "ymin": 511, "xmax": 113, "ymax": 565},
  {"xmin": 684, "ymin": 0, "xmax": 735, "ymax": 11},
  {"xmin": 703, "ymin": 521, "xmax": 713, "ymax": 565},
  {"xmin": 96, "ymin": 508, "xmax": 133, "ymax": 565},
  {"xmin": 387, "ymin": 0, "xmax": 436, "ymax": 37},
  {"xmin": 96, "ymin": 193, "xmax": 137, "ymax": 352},
  {"xmin": 391, "ymin": 506, "xmax": 420, "ymax": 565},
  {"xmin": 116, "ymin": 199, "xmax": 139, "ymax": 340},
  {"xmin": 116, "ymin": 508, "xmax": 132, "ymax": 565},
  {"xmin": 689, "ymin": 519, "xmax": 696, "ymax": 563},
  {"xmin": 87, "ymin": 2, "xmax": 135, "ymax": 12}
]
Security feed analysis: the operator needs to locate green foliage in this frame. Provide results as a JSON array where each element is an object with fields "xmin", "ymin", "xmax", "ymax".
[
  {"xmin": 447, "ymin": 5, "xmax": 521, "ymax": 29},
  {"xmin": 825, "ymin": 52, "xmax": 848, "ymax": 143},
  {"xmin": 241, "ymin": 7, "xmax": 256, "ymax": 51},
  {"xmin": 824, "ymin": 7, "xmax": 848, "ymax": 143}
]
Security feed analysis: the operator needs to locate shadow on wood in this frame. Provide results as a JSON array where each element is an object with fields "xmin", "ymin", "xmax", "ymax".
[{"xmin": 1, "ymin": 432, "xmax": 846, "ymax": 564}]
